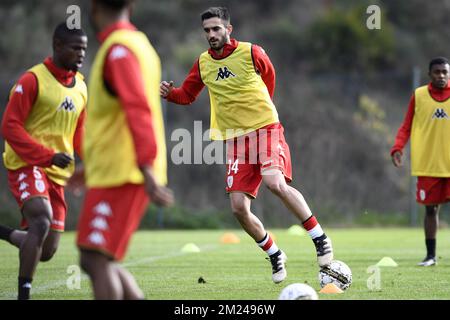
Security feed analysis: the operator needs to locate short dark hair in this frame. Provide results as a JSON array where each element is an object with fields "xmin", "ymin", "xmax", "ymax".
[
  {"xmin": 201, "ymin": 7, "xmax": 230, "ymax": 25},
  {"xmin": 95, "ymin": 0, "xmax": 135, "ymax": 11},
  {"xmin": 53, "ymin": 22, "xmax": 86, "ymax": 43},
  {"xmin": 429, "ymin": 57, "xmax": 449, "ymax": 71}
]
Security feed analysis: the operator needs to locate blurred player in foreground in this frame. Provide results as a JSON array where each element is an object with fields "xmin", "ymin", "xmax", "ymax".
[{"xmin": 73, "ymin": 0, "xmax": 173, "ymax": 299}]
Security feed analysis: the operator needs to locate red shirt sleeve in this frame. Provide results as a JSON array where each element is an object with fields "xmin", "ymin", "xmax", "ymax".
[
  {"xmin": 73, "ymin": 108, "xmax": 86, "ymax": 159},
  {"xmin": 390, "ymin": 94, "xmax": 415, "ymax": 155},
  {"xmin": 1, "ymin": 72, "xmax": 55, "ymax": 167},
  {"xmin": 103, "ymin": 44, "xmax": 157, "ymax": 166},
  {"xmin": 252, "ymin": 44, "xmax": 275, "ymax": 99},
  {"xmin": 166, "ymin": 59, "xmax": 205, "ymax": 105}
]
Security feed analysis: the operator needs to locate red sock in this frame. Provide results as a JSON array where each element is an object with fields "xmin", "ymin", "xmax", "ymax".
[
  {"xmin": 256, "ymin": 233, "xmax": 279, "ymax": 256},
  {"xmin": 302, "ymin": 216, "xmax": 324, "ymax": 239}
]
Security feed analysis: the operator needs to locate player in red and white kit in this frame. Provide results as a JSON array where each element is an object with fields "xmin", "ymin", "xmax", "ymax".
[
  {"xmin": 160, "ymin": 7, "xmax": 333, "ymax": 283},
  {"xmin": 391, "ymin": 57, "xmax": 450, "ymax": 266},
  {"xmin": 0, "ymin": 23, "xmax": 87, "ymax": 299}
]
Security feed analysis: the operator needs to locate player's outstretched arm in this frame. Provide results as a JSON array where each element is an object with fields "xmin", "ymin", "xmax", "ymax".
[{"xmin": 160, "ymin": 59, "xmax": 205, "ymax": 105}]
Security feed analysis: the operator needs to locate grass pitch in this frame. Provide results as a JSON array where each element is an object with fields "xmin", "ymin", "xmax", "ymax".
[{"xmin": 0, "ymin": 228, "xmax": 450, "ymax": 300}]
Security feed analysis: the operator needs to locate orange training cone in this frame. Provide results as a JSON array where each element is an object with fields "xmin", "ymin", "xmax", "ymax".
[
  {"xmin": 220, "ymin": 232, "xmax": 241, "ymax": 244},
  {"xmin": 319, "ymin": 283, "xmax": 344, "ymax": 294}
]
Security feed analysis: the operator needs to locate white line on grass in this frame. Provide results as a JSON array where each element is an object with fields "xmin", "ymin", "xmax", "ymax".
[{"xmin": 0, "ymin": 244, "xmax": 218, "ymax": 300}]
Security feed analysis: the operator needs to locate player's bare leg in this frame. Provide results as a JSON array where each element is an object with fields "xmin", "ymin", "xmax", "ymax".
[
  {"xmin": 0, "ymin": 224, "xmax": 26, "ymax": 248},
  {"xmin": 425, "ymin": 205, "xmax": 439, "ymax": 239},
  {"xmin": 229, "ymin": 192, "xmax": 287, "ymax": 283},
  {"xmin": 261, "ymin": 169, "xmax": 333, "ymax": 267},
  {"xmin": 3, "ymin": 228, "xmax": 60, "ymax": 262},
  {"xmin": 114, "ymin": 265, "xmax": 144, "ymax": 299},
  {"xmin": 17, "ymin": 197, "xmax": 53, "ymax": 299},
  {"xmin": 0, "ymin": 226, "xmax": 26, "ymax": 248},
  {"xmin": 80, "ymin": 250, "xmax": 123, "ymax": 299},
  {"xmin": 8, "ymin": 230, "xmax": 27, "ymax": 248},
  {"xmin": 1, "ymin": 226, "xmax": 59, "ymax": 259},
  {"xmin": 230, "ymin": 192, "xmax": 265, "ymax": 241},
  {"xmin": 261, "ymin": 169, "xmax": 313, "ymax": 221},
  {"xmin": 418, "ymin": 205, "xmax": 439, "ymax": 266},
  {"xmin": 0, "ymin": 198, "xmax": 58, "ymax": 299},
  {"xmin": 40, "ymin": 231, "xmax": 61, "ymax": 262}
]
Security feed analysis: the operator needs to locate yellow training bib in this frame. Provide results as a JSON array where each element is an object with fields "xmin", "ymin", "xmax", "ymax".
[
  {"xmin": 84, "ymin": 29, "xmax": 167, "ymax": 187},
  {"xmin": 3, "ymin": 63, "xmax": 87, "ymax": 185},
  {"xmin": 199, "ymin": 42, "xmax": 278, "ymax": 140},
  {"xmin": 411, "ymin": 85, "xmax": 450, "ymax": 177}
]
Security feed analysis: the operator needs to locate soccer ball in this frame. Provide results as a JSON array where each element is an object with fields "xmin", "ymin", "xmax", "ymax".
[
  {"xmin": 278, "ymin": 283, "xmax": 319, "ymax": 300},
  {"xmin": 318, "ymin": 260, "xmax": 352, "ymax": 290}
]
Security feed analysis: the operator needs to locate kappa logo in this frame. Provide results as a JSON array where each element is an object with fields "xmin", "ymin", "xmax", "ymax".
[
  {"xmin": 87, "ymin": 231, "xmax": 105, "ymax": 245},
  {"xmin": 20, "ymin": 191, "xmax": 30, "ymax": 201},
  {"xmin": 215, "ymin": 66, "xmax": 236, "ymax": 81},
  {"xmin": 94, "ymin": 201, "xmax": 112, "ymax": 216},
  {"xmin": 57, "ymin": 96, "xmax": 76, "ymax": 112},
  {"xmin": 91, "ymin": 217, "xmax": 109, "ymax": 230},
  {"xmin": 14, "ymin": 84, "xmax": 24, "ymax": 94},
  {"xmin": 19, "ymin": 181, "xmax": 29, "ymax": 191},
  {"xmin": 110, "ymin": 46, "xmax": 128, "ymax": 60},
  {"xmin": 432, "ymin": 108, "xmax": 449, "ymax": 119},
  {"xmin": 90, "ymin": 217, "xmax": 109, "ymax": 231}
]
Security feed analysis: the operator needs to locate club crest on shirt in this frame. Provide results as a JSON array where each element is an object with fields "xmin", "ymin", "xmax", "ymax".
[
  {"xmin": 419, "ymin": 189, "xmax": 426, "ymax": 201},
  {"xmin": 35, "ymin": 180, "xmax": 46, "ymax": 193},
  {"xmin": 227, "ymin": 175, "xmax": 234, "ymax": 188}
]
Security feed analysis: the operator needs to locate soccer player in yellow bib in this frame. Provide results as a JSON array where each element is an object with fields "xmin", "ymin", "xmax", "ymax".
[
  {"xmin": 0, "ymin": 23, "xmax": 87, "ymax": 299},
  {"xmin": 75, "ymin": 0, "xmax": 173, "ymax": 300},
  {"xmin": 391, "ymin": 57, "xmax": 450, "ymax": 266},
  {"xmin": 160, "ymin": 7, "xmax": 333, "ymax": 283}
]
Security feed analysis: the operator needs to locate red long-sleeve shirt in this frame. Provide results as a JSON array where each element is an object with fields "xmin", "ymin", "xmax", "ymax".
[
  {"xmin": 166, "ymin": 38, "xmax": 276, "ymax": 104},
  {"xmin": 98, "ymin": 21, "xmax": 157, "ymax": 166},
  {"xmin": 1, "ymin": 57, "xmax": 86, "ymax": 167},
  {"xmin": 391, "ymin": 83, "xmax": 450, "ymax": 155}
]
